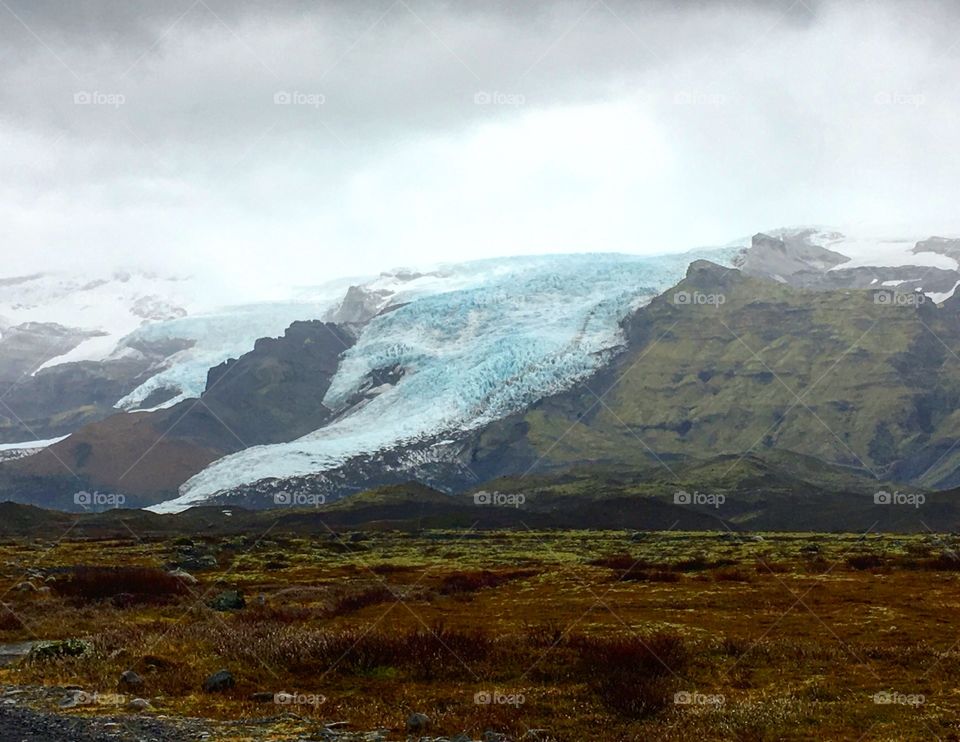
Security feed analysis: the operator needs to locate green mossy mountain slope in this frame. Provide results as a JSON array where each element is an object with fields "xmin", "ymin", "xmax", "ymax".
[{"xmin": 477, "ymin": 260, "xmax": 960, "ymax": 491}]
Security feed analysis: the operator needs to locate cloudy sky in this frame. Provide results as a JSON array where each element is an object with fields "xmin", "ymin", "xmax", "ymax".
[{"xmin": 2, "ymin": 0, "xmax": 960, "ymax": 297}]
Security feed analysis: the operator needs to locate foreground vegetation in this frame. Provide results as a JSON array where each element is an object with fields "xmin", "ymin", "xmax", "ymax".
[{"xmin": 0, "ymin": 529, "xmax": 958, "ymax": 740}]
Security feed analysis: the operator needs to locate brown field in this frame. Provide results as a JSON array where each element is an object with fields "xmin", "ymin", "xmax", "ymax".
[{"xmin": 0, "ymin": 529, "xmax": 958, "ymax": 740}]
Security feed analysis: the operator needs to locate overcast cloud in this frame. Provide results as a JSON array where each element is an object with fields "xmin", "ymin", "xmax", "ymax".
[{"xmin": 2, "ymin": 0, "xmax": 960, "ymax": 297}]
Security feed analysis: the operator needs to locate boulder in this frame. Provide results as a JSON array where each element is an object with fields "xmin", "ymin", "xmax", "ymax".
[
  {"xmin": 203, "ymin": 669, "xmax": 235, "ymax": 693},
  {"xmin": 118, "ymin": 670, "xmax": 143, "ymax": 691},
  {"xmin": 406, "ymin": 712, "xmax": 429, "ymax": 734},
  {"xmin": 209, "ymin": 590, "xmax": 245, "ymax": 611}
]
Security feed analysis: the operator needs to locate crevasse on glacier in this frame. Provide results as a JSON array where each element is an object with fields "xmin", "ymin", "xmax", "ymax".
[{"xmin": 154, "ymin": 250, "xmax": 735, "ymax": 511}]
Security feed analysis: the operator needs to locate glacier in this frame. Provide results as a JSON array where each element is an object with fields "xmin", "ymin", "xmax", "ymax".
[{"xmin": 152, "ymin": 249, "xmax": 737, "ymax": 512}]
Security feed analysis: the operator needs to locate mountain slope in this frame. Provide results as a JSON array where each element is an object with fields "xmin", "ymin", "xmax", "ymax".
[
  {"xmin": 7, "ymin": 230, "xmax": 960, "ymax": 520},
  {"xmin": 487, "ymin": 259, "xmax": 960, "ymax": 488},
  {"xmin": 185, "ymin": 255, "xmax": 960, "ymax": 510},
  {"xmin": 0, "ymin": 321, "xmax": 354, "ymax": 509}
]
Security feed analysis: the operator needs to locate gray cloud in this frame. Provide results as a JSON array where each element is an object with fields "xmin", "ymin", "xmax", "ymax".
[{"xmin": 2, "ymin": 0, "xmax": 960, "ymax": 292}]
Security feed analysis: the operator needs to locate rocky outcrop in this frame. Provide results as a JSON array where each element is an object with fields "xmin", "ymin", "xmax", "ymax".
[
  {"xmin": 734, "ymin": 230, "xmax": 850, "ymax": 280},
  {"xmin": 737, "ymin": 230, "xmax": 960, "ymax": 296}
]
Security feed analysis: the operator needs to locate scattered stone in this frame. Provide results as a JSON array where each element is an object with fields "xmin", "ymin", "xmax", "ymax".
[
  {"xmin": 14, "ymin": 582, "xmax": 36, "ymax": 593},
  {"xmin": 202, "ymin": 669, "xmax": 235, "ymax": 693},
  {"xmin": 209, "ymin": 590, "xmax": 245, "ymax": 611},
  {"xmin": 58, "ymin": 689, "xmax": 90, "ymax": 709},
  {"xmin": 248, "ymin": 692, "xmax": 274, "ymax": 703},
  {"xmin": 118, "ymin": 670, "xmax": 143, "ymax": 691},
  {"xmin": 168, "ymin": 552, "xmax": 218, "ymax": 571},
  {"xmin": 168, "ymin": 568, "xmax": 198, "ymax": 585},
  {"xmin": 406, "ymin": 712, "xmax": 429, "ymax": 734},
  {"xmin": 127, "ymin": 697, "xmax": 152, "ymax": 711}
]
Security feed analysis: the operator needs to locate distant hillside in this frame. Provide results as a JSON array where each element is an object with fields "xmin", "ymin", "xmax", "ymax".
[{"xmin": 0, "ymin": 321, "xmax": 353, "ymax": 509}]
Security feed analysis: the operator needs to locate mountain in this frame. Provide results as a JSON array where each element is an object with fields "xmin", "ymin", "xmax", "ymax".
[
  {"xmin": 157, "ymin": 231, "xmax": 960, "ymax": 512},
  {"xmin": 4, "ymin": 227, "xmax": 960, "ymax": 527},
  {"xmin": 158, "ymin": 250, "xmax": 735, "ymax": 511},
  {"xmin": 0, "ymin": 321, "xmax": 353, "ymax": 509}
]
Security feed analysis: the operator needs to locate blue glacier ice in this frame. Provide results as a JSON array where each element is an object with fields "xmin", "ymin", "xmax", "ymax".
[{"xmin": 152, "ymin": 250, "xmax": 736, "ymax": 512}]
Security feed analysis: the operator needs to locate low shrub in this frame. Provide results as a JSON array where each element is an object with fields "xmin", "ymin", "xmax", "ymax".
[
  {"xmin": 51, "ymin": 566, "xmax": 191, "ymax": 605},
  {"xmin": 572, "ymin": 632, "xmax": 687, "ymax": 718},
  {"xmin": 438, "ymin": 569, "xmax": 537, "ymax": 595},
  {"xmin": 846, "ymin": 554, "xmax": 884, "ymax": 570}
]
